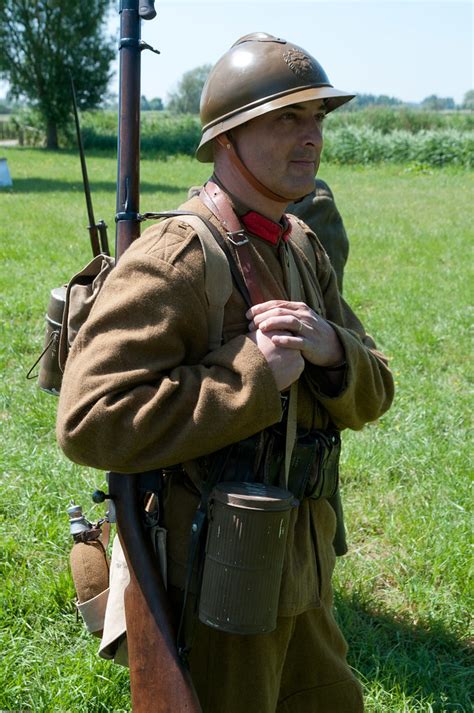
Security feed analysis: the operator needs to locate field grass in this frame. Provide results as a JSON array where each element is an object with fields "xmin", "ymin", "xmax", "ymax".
[{"xmin": 0, "ymin": 147, "xmax": 472, "ymax": 712}]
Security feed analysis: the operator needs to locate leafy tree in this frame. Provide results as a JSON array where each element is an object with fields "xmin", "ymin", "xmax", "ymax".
[
  {"xmin": 167, "ymin": 64, "xmax": 212, "ymax": 114},
  {"xmin": 0, "ymin": 0, "xmax": 115, "ymax": 148},
  {"xmin": 141, "ymin": 95, "xmax": 164, "ymax": 111},
  {"xmin": 421, "ymin": 94, "xmax": 456, "ymax": 111},
  {"xmin": 148, "ymin": 97, "xmax": 164, "ymax": 111},
  {"xmin": 462, "ymin": 90, "xmax": 474, "ymax": 110}
]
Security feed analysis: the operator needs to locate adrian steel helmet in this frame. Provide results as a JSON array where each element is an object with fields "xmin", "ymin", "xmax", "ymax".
[{"xmin": 196, "ymin": 32, "xmax": 354, "ymax": 162}]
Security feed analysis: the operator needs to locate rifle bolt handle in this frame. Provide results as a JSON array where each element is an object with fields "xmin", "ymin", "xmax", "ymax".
[{"xmin": 92, "ymin": 490, "xmax": 110, "ymax": 504}]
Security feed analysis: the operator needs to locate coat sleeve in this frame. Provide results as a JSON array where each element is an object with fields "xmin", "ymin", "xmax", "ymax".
[
  {"xmin": 303, "ymin": 236, "xmax": 394, "ymax": 431},
  {"xmin": 56, "ymin": 222, "xmax": 282, "ymax": 472}
]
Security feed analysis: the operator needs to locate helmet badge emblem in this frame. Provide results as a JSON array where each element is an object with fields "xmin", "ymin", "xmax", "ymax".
[{"xmin": 283, "ymin": 49, "xmax": 314, "ymax": 79}]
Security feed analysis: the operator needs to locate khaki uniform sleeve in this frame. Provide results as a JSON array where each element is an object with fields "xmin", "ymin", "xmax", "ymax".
[
  {"xmin": 304, "ymin": 236, "xmax": 394, "ymax": 430},
  {"xmin": 56, "ymin": 222, "xmax": 282, "ymax": 472}
]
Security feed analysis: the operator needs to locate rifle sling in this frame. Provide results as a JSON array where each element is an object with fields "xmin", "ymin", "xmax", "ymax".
[{"xmin": 200, "ymin": 182, "xmax": 265, "ymax": 305}]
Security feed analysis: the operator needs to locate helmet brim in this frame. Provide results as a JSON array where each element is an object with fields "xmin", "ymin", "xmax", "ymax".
[{"xmin": 196, "ymin": 85, "xmax": 354, "ymax": 163}]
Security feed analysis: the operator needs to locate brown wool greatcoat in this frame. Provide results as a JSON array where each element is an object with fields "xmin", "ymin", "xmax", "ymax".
[{"xmin": 57, "ymin": 194, "xmax": 394, "ymax": 618}]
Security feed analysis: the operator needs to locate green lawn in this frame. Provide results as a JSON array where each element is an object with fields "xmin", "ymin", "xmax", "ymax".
[{"xmin": 0, "ymin": 148, "xmax": 472, "ymax": 712}]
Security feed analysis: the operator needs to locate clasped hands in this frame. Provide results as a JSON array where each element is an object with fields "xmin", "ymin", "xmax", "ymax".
[{"xmin": 246, "ymin": 300, "xmax": 344, "ymax": 392}]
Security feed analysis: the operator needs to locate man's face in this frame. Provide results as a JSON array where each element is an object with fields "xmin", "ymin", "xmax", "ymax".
[{"xmin": 230, "ymin": 99, "xmax": 326, "ymax": 200}]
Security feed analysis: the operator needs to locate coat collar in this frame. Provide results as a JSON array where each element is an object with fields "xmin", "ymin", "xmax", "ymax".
[
  {"xmin": 208, "ymin": 175, "xmax": 292, "ymax": 246},
  {"xmin": 240, "ymin": 211, "xmax": 292, "ymax": 246}
]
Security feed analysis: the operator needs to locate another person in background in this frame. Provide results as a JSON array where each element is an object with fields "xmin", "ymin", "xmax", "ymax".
[{"xmin": 288, "ymin": 179, "xmax": 349, "ymax": 292}]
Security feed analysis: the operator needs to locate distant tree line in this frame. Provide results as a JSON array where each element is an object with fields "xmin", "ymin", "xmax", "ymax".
[
  {"xmin": 342, "ymin": 94, "xmax": 403, "ymax": 110},
  {"xmin": 159, "ymin": 67, "xmax": 474, "ymax": 116},
  {"xmin": 162, "ymin": 74, "xmax": 474, "ymax": 114},
  {"xmin": 1, "ymin": 29, "xmax": 473, "ymax": 151},
  {"xmin": 323, "ymin": 92, "xmax": 474, "ymax": 113},
  {"xmin": 141, "ymin": 96, "xmax": 164, "ymax": 112}
]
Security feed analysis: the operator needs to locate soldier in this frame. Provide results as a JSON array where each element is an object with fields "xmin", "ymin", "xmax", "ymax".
[
  {"xmin": 57, "ymin": 33, "xmax": 394, "ymax": 713},
  {"xmin": 288, "ymin": 179, "xmax": 349, "ymax": 292}
]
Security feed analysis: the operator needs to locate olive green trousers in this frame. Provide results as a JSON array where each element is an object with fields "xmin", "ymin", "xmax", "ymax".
[{"xmin": 188, "ymin": 604, "xmax": 364, "ymax": 713}]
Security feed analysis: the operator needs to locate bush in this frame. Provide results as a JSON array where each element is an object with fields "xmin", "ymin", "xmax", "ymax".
[
  {"xmin": 323, "ymin": 127, "xmax": 474, "ymax": 167},
  {"xmin": 140, "ymin": 114, "xmax": 201, "ymax": 154},
  {"xmin": 0, "ymin": 118, "xmax": 17, "ymax": 140},
  {"xmin": 79, "ymin": 110, "xmax": 201, "ymax": 155},
  {"xmin": 14, "ymin": 107, "xmax": 471, "ymax": 166}
]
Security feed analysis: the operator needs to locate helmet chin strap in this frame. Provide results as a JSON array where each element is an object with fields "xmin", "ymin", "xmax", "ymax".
[{"xmin": 216, "ymin": 134, "xmax": 306, "ymax": 204}]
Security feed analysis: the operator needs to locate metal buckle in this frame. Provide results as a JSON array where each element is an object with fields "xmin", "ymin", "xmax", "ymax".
[{"xmin": 226, "ymin": 230, "xmax": 249, "ymax": 246}]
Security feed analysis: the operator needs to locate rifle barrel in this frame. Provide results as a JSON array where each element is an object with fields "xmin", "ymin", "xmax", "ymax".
[{"xmin": 115, "ymin": 2, "xmax": 141, "ymax": 259}]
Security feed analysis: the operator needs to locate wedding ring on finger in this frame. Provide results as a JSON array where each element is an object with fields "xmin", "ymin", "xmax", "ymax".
[{"xmin": 297, "ymin": 320, "xmax": 304, "ymax": 334}]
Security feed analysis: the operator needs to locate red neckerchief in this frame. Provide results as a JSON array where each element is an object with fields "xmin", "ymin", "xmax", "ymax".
[{"xmin": 240, "ymin": 210, "xmax": 292, "ymax": 246}]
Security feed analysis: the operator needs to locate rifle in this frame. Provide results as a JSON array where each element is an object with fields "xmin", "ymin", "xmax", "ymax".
[
  {"xmin": 70, "ymin": 74, "xmax": 109, "ymax": 258},
  {"xmin": 108, "ymin": 2, "xmax": 202, "ymax": 711}
]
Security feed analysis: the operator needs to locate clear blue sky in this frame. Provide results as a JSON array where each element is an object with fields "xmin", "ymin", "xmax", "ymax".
[
  {"xmin": 0, "ymin": 1, "xmax": 472, "ymax": 105},
  {"xmin": 128, "ymin": 0, "xmax": 472, "ymax": 105}
]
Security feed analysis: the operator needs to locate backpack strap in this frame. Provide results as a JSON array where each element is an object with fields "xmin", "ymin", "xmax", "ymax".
[
  {"xmin": 177, "ymin": 213, "xmax": 233, "ymax": 351},
  {"xmin": 143, "ymin": 210, "xmax": 234, "ymax": 351},
  {"xmin": 286, "ymin": 214, "xmax": 317, "ymax": 271},
  {"xmin": 286, "ymin": 214, "xmax": 326, "ymax": 316}
]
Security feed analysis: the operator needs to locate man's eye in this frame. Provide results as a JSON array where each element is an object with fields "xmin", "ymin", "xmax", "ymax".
[
  {"xmin": 280, "ymin": 112, "xmax": 296, "ymax": 121},
  {"xmin": 315, "ymin": 113, "xmax": 326, "ymax": 122}
]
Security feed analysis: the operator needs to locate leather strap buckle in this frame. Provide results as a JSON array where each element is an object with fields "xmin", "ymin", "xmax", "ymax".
[{"xmin": 226, "ymin": 230, "xmax": 249, "ymax": 246}]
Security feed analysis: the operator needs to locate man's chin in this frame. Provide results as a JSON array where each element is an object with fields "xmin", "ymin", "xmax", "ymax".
[{"xmin": 285, "ymin": 178, "xmax": 316, "ymax": 201}]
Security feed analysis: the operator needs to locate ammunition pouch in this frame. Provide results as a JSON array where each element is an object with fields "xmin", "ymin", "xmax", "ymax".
[
  {"xmin": 201, "ymin": 426, "xmax": 341, "ymax": 502},
  {"xmin": 289, "ymin": 429, "xmax": 341, "ymax": 501}
]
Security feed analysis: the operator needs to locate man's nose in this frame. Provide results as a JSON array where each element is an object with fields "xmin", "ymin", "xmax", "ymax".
[{"xmin": 302, "ymin": 118, "xmax": 323, "ymax": 148}]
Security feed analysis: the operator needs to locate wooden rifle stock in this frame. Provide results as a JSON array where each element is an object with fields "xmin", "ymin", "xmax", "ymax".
[
  {"xmin": 112, "ymin": 1, "xmax": 201, "ymax": 711},
  {"xmin": 108, "ymin": 474, "xmax": 201, "ymax": 712}
]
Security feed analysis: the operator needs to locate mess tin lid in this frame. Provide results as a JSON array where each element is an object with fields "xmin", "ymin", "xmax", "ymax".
[
  {"xmin": 46, "ymin": 285, "xmax": 67, "ymax": 326},
  {"xmin": 211, "ymin": 481, "xmax": 296, "ymax": 511}
]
